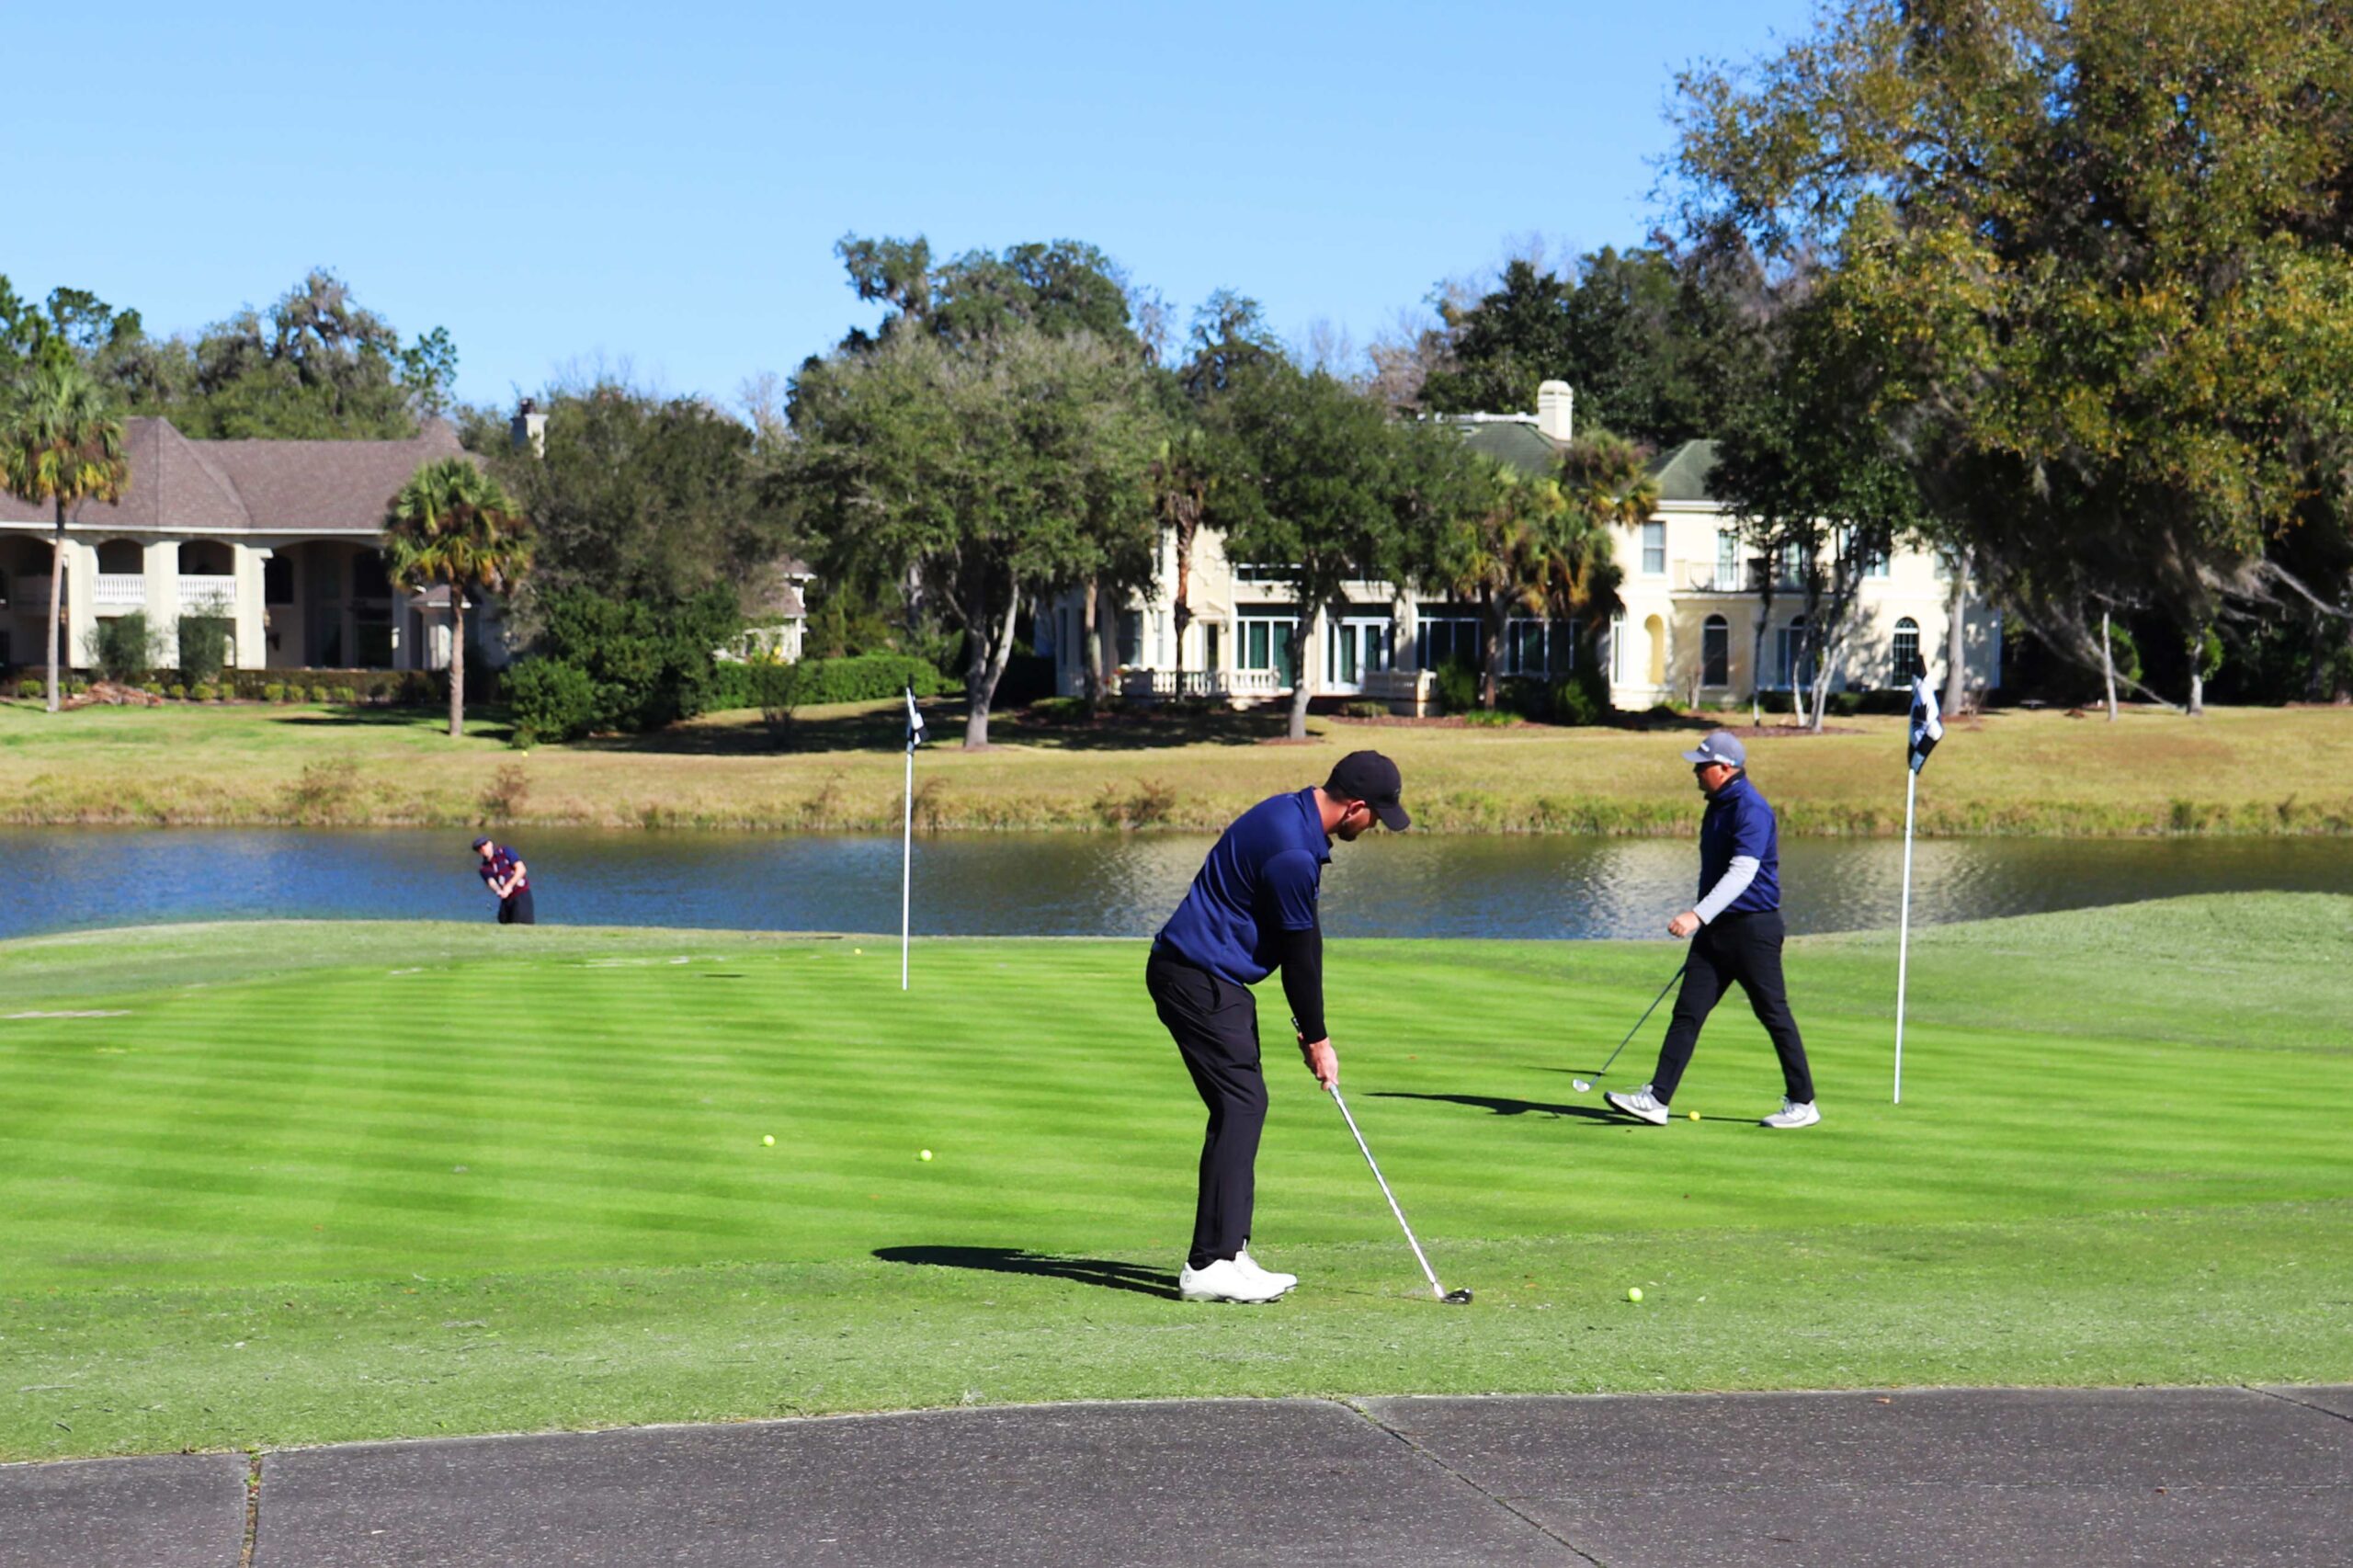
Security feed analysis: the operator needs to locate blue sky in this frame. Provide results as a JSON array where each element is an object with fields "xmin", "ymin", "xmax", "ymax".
[{"xmin": 10, "ymin": 0, "xmax": 1815, "ymax": 412}]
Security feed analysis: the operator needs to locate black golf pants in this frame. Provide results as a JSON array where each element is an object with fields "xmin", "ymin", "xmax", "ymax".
[
  {"xmin": 1649, "ymin": 908, "xmax": 1813, "ymax": 1105},
  {"xmin": 498, "ymin": 889, "xmax": 536, "ymax": 926},
  {"xmin": 1146, "ymin": 947, "xmax": 1266, "ymax": 1270}
]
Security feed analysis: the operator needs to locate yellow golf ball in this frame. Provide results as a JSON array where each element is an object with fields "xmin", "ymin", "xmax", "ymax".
[
  {"xmin": 852, "ymin": 948, "xmax": 862, "ymax": 954},
  {"xmin": 919, "ymin": 1149, "xmax": 933, "ymax": 1162},
  {"xmin": 1688, "ymin": 1110, "xmax": 1701, "ymax": 1121},
  {"xmin": 762, "ymin": 1134, "xmax": 775, "ymax": 1147},
  {"xmin": 1627, "ymin": 1287, "xmax": 1644, "ymax": 1302}
]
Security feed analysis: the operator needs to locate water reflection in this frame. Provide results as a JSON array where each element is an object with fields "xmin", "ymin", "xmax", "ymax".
[{"xmin": 1, "ymin": 827, "xmax": 2346, "ymax": 941}]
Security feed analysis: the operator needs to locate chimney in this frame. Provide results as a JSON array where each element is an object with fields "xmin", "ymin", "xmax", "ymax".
[
  {"xmin": 1536, "ymin": 381, "xmax": 1574, "ymax": 444},
  {"xmin": 510, "ymin": 397, "xmax": 547, "ymax": 459}
]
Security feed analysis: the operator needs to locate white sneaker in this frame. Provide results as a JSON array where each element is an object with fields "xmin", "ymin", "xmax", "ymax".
[
  {"xmin": 1762, "ymin": 1099, "xmax": 1821, "ymax": 1129},
  {"xmin": 1604, "ymin": 1084, "xmax": 1671, "ymax": 1125},
  {"xmin": 1177, "ymin": 1256, "xmax": 1288, "ymax": 1303},
  {"xmin": 1233, "ymin": 1247, "xmax": 1297, "ymax": 1294}
]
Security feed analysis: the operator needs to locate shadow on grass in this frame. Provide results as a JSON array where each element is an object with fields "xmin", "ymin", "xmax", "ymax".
[
  {"xmin": 873, "ymin": 1244, "xmax": 1179, "ymax": 1300},
  {"xmin": 1369, "ymin": 1091, "xmax": 1621, "ymax": 1125},
  {"xmin": 284, "ymin": 707, "xmax": 522, "ymax": 744},
  {"xmin": 584, "ymin": 702, "xmax": 1307, "ymax": 757}
]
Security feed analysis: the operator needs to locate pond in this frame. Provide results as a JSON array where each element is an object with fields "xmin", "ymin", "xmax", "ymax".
[{"xmin": 2, "ymin": 827, "xmax": 2346, "ymax": 943}]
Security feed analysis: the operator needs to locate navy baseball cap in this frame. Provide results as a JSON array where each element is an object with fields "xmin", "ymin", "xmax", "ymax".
[
  {"xmin": 1680, "ymin": 730, "xmax": 1746, "ymax": 767},
  {"xmin": 1325, "ymin": 750, "xmax": 1410, "ymax": 830},
  {"xmin": 471, "ymin": 835, "xmax": 493, "ymax": 851}
]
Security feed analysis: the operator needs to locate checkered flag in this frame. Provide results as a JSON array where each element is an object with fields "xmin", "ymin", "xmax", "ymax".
[
  {"xmin": 1908, "ymin": 672, "xmax": 1942, "ymax": 775},
  {"xmin": 904, "ymin": 685, "xmax": 926, "ymax": 755}
]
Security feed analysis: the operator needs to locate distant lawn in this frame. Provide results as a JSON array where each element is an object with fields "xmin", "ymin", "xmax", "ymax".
[
  {"xmin": 1, "ymin": 893, "xmax": 2347, "ymax": 1461},
  {"xmin": 0, "ymin": 695, "xmax": 2350, "ymax": 835}
]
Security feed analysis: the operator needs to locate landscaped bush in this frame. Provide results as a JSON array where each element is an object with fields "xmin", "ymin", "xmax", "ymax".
[
  {"xmin": 1434, "ymin": 658, "xmax": 1479, "ymax": 716},
  {"xmin": 87, "ymin": 612, "xmax": 167, "ymax": 686},
  {"xmin": 168, "ymin": 683, "xmax": 187, "ymax": 699},
  {"xmin": 506, "ymin": 659, "xmax": 600, "ymax": 747},
  {"xmin": 176, "ymin": 617, "xmax": 233, "ymax": 688},
  {"xmin": 708, "ymin": 651, "xmax": 953, "ymax": 712},
  {"xmin": 333, "ymin": 686, "xmax": 358, "ymax": 705},
  {"xmin": 1497, "ymin": 676, "xmax": 1552, "ymax": 721},
  {"xmin": 1551, "ymin": 666, "xmax": 1610, "ymax": 727},
  {"xmin": 1462, "ymin": 710, "xmax": 1518, "ymax": 727},
  {"xmin": 190, "ymin": 684, "xmax": 216, "ymax": 703},
  {"xmin": 262, "ymin": 683, "xmax": 285, "ymax": 702},
  {"xmin": 1342, "ymin": 700, "xmax": 1388, "ymax": 720},
  {"xmin": 17, "ymin": 678, "xmax": 41, "ymax": 700},
  {"xmin": 519, "ymin": 588, "xmax": 743, "ymax": 738}
]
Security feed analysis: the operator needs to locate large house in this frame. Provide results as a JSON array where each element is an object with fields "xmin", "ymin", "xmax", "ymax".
[
  {"xmin": 0, "ymin": 416, "xmax": 502, "ymax": 676},
  {"xmin": 1041, "ymin": 381, "xmax": 2002, "ymax": 711}
]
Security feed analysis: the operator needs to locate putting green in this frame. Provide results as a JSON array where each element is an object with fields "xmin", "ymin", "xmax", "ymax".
[{"xmin": 2, "ymin": 894, "xmax": 2347, "ymax": 1461}]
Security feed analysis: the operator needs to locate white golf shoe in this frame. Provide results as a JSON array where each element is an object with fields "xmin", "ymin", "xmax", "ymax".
[
  {"xmin": 1234, "ymin": 1246, "xmax": 1297, "ymax": 1294},
  {"xmin": 1761, "ymin": 1098, "xmax": 1822, "ymax": 1130},
  {"xmin": 1178, "ymin": 1256, "xmax": 1289, "ymax": 1303},
  {"xmin": 1603, "ymin": 1084, "xmax": 1672, "ymax": 1125}
]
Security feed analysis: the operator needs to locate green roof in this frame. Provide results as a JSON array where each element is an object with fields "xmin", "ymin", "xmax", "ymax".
[
  {"xmin": 1647, "ymin": 439, "xmax": 1721, "ymax": 503},
  {"xmin": 1453, "ymin": 420, "xmax": 1561, "ymax": 478}
]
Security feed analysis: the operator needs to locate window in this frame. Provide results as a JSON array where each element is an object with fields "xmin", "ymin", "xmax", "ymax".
[
  {"xmin": 1118, "ymin": 610, "xmax": 1143, "ymax": 667},
  {"xmin": 1715, "ymin": 530, "xmax": 1742, "ymax": 587},
  {"xmin": 1233, "ymin": 562, "xmax": 1297, "ymax": 582},
  {"xmin": 1415, "ymin": 615, "xmax": 1479, "ymax": 671},
  {"xmin": 1642, "ymin": 521, "xmax": 1665, "ymax": 575},
  {"xmin": 1702, "ymin": 615, "xmax": 1730, "ymax": 687},
  {"xmin": 1239, "ymin": 617, "xmax": 1294, "ymax": 677},
  {"xmin": 1327, "ymin": 619, "xmax": 1391, "ymax": 687},
  {"xmin": 1778, "ymin": 542, "xmax": 1805, "ymax": 588},
  {"xmin": 353, "ymin": 551, "xmax": 392, "ymax": 599},
  {"xmin": 1891, "ymin": 618, "xmax": 1921, "ymax": 687},
  {"xmin": 264, "ymin": 557, "xmax": 293, "ymax": 606},
  {"xmin": 1202, "ymin": 624, "xmax": 1220, "ymax": 671},
  {"xmin": 1777, "ymin": 616, "xmax": 1814, "ymax": 688},
  {"xmin": 1506, "ymin": 619, "xmax": 1549, "ymax": 676}
]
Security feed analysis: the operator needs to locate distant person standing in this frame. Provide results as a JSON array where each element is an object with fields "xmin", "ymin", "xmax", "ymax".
[
  {"xmin": 1605, "ymin": 730, "xmax": 1819, "ymax": 1129},
  {"xmin": 1147, "ymin": 751, "xmax": 1411, "ymax": 1304},
  {"xmin": 473, "ymin": 836, "xmax": 534, "ymax": 925}
]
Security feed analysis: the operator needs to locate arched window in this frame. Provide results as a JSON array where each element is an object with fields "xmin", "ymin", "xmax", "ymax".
[
  {"xmin": 1701, "ymin": 614, "xmax": 1730, "ymax": 687},
  {"xmin": 1643, "ymin": 614, "xmax": 1666, "ymax": 686},
  {"xmin": 1891, "ymin": 617, "xmax": 1921, "ymax": 687},
  {"xmin": 97, "ymin": 540, "xmax": 143, "ymax": 574}
]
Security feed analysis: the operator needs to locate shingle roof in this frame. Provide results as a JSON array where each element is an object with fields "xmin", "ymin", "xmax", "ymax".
[
  {"xmin": 1456, "ymin": 419, "xmax": 1563, "ymax": 478},
  {"xmin": 0, "ymin": 416, "xmax": 469, "ymax": 534},
  {"xmin": 1648, "ymin": 439, "xmax": 1722, "ymax": 504}
]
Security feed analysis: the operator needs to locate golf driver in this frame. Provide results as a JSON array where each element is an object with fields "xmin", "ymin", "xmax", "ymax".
[
  {"xmin": 1573, "ymin": 961, "xmax": 1688, "ymax": 1093},
  {"xmin": 1327, "ymin": 1083, "xmax": 1472, "ymax": 1305}
]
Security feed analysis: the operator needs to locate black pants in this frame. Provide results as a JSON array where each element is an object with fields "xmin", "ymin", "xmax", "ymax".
[
  {"xmin": 498, "ymin": 889, "xmax": 536, "ymax": 926},
  {"xmin": 1649, "ymin": 909, "xmax": 1813, "ymax": 1105},
  {"xmin": 1146, "ymin": 947, "xmax": 1265, "ymax": 1270}
]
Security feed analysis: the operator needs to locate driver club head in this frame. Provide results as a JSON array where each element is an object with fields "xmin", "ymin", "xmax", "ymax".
[{"xmin": 1441, "ymin": 1288, "xmax": 1473, "ymax": 1304}]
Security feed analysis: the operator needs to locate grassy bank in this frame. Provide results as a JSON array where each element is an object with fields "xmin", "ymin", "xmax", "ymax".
[
  {"xmin": 2, "ymin": 698, "xmax": 2351, "ymax": 835},
  {"xmin": 1, "ymin": 894, "xmax": 2348, "ymax": 1460}
]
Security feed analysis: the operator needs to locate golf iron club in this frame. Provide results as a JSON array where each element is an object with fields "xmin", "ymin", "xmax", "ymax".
[
  {"xmin": 1327, "ymin": 1082, "xmax": 1472, "ymax": 1305},
  {"xmin": 1573, "ymin": 961, "xmax": 1688, "ymax": 1093}
]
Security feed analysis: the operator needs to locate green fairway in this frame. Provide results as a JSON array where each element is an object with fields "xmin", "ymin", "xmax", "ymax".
[{"xmin": 2, "ymin": 895, "xmax": 2349, "ymax": 1461}]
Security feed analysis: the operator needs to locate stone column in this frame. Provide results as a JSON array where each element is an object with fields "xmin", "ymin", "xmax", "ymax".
[{"xmin": 232, "ymin": 543, "xmax": 267, "ymax": 670}]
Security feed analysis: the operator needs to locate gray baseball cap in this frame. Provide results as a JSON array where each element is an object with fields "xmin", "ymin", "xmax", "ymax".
[{"xmin": 1680, "ymin": 729, "xmax": 1746, "ymax": 767}]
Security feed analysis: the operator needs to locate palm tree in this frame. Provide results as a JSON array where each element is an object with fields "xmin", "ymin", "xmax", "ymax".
[
  {"xmin": 1147, "ymin": 426, "xmax": 1216, "ymax": 681},
  {"xmin": 1434, "ymin": 464, "xmax": 1569, "ymax": 710},
  {"xmin": 1553, "ymin": 432, "xmax": 1652, "ymax": 689},
  {"xmin": 0, "ymin": 362, "xmax": 131, "ymax": 713},
  {"xmin": 382, "ymin": 458, "xmax": 531, "ymax": 738}
]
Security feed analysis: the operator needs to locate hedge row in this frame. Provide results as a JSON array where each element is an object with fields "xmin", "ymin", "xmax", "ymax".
[{"xmin": 706, "ymin": 653, "xmax": 954, "ymax": 711}]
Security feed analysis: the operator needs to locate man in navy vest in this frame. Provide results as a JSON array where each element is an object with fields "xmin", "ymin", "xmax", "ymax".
[
  {"xmin": 1606, "ymin": 730, "xmax": 1819, "ymax": 1129},
  {"xmin": 1148, "ymin": 751, "xmax": 1410, "ymax": 1303},
  {"xmin": 473, "ymin": 836, "xmax": 534, "ymax": 925}
]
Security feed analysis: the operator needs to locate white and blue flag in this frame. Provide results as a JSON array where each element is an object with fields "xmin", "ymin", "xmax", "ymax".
[
  {"xmin": 1907, "ymin": 673, "xmax": 1942, "ymax": 775},
  {"xmin": 904, "ymin": 684, "xmax": 926, "ymax": 754}
]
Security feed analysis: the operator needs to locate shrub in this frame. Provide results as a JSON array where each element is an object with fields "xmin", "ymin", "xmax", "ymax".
[
  {"xmin": 1342, "ymin": 700, "xmax": 1388, "ymax": 720},
  {"xmin": 168, "ymin": 683, "xmax": 187, "ymax": 700},
  {"xmin": 506, "ymin": 658, "xmax": 600, "ymax": 746},
  {"xmin": 711, "ymin": 652, "xmax": 953, "ymax": 710},
  {"xmin": 17, "ymin": 678, "xmax": 41, "ymax": 700},
  {"xmin": 1497, "ymin": 676, "xmax": 1552, "ymax": 721},
  {"xmin": 176, "ymin": 616, "xmax": 233, "ymax": 687},
  {"xmin": 480, "ymin": 763, "xmax": 531, "ymax": 820},
  {"xmin": 1552, "ymin": 669, "xmax": 1608, "ymax": 727},
  {"xmin": 87, "ymin": 611, "xmax": 167, "ymax": 685},
  {"xmin": 263, "ymin": 683, "xmax": 285, "ymax": 702},
  {"xmin": 1027, "ymin": 695, "xmax": 1087, "ymax": 723},
  {"xmin": 333, "ymin": 686, "xmax": 358, "ymax": 705},
  {"xmin": 190, "ymin": 683, "xmax": 216, "ymax": 702},
  {"xmin": 1433, "ymin": 658, "xmax": 1480, "ymax": 716},
  {"xmin": 529, "ymin": 587, "xmax": 744, "ymax": 734},
  {"xmin": 1462, "ymin": 710, "xmax": 1518, "ymax": 728},
  {"xmin": 68, "ymin": 678, "xmax": 88, "ymax": 696}
]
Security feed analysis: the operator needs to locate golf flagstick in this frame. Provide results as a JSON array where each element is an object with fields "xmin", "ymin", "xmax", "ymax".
[
  {"xmin": 1894, "ymin": 669, "xmax": 1942, "ymax": 1104},
  {"xmin": 902, "ymin": 685, "xmax": 924, "ymax": 992}
]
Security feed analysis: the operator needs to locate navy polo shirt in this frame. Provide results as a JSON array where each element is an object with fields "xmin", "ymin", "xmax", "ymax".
[
  {"xmin": 1154, "ymin": 790, "xmax": 1330, "ymax": 983},
  {"xmin": 1699, "ymin": 773, "xmax": 1779, "ymax": 915}
]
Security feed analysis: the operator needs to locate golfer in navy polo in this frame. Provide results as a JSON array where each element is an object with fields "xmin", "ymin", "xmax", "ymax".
[
  {"xmin": 1146, "ymin": 751, "xmax": 1410, "ymax": 1304},
  {"xmin": 1607, "ymin": 730, "xmax": 1819, "ymax": 1129},
  {"xmin": 473, "ymin": 836, "xmax": 534, "ymax": 925}
]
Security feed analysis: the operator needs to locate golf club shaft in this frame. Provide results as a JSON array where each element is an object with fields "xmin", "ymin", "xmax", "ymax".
[
  {"xmin": 1327, "ymin": 1085, "xmax": 1446, "ymax": 1301},
  {"xmin": 1597, "ymin": 961, "xmax": 1688, "ymax": 1077}
]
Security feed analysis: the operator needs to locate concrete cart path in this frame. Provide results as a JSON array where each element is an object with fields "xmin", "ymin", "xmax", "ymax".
[{"xmin": 7, "ymin": 1385, "xmax": 2351, "ymax": 1567}]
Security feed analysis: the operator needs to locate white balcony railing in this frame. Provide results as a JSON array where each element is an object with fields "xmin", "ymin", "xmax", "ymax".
[
  {"xmin": 178, "ymin": 576, "xmax": 236, "ymax": 614},
  {"xmin": 1119, "ymin": 666, "xmax": 1288, "ymax": 699},
  {"xmin": 95, "ymin": 573, "xmax": 147, "ymax": 608}
]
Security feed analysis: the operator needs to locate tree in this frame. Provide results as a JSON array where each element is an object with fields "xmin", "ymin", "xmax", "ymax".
[
  {"xmin": 1210, "ymin": 360, "xmax": 1486, "ymax": 739},
  {"xmin": 1672, "ymin": 0, "xmax": 2353, "ymax": 707},
  {"xmin": 1424, "ymin": 464, "xmax": 1569, "ymax": 710},
  {"xmin": 483, "ymin": 382, "xmax": 791, "ymax": 613},
  {"xmin": 787, "ymin": 325, "xmax": 1162, "ymax": 748},
  {"xmin": 0, "ymin": 360, "xmax": 130, "ymax": 711},
  {"xmin": 1147, "ymin": 420, "xmax": 1219, "ymax": 682},
  {"xmin": 382, "ymin": 458, "xmax": 532, "ymax": 737},
  {"xmin": 835, "ymin": 235, "xmax": 1137, "ymax": 350},
  {"xmin": 1550, "ymin": 432, "xmax": 1644, "ymax": 670}
]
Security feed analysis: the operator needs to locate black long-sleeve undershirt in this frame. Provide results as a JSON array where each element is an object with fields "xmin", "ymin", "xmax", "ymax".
[{"xmin": 1278, "ymin": 921, "xmax": 1326, "ymax": 1043}]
